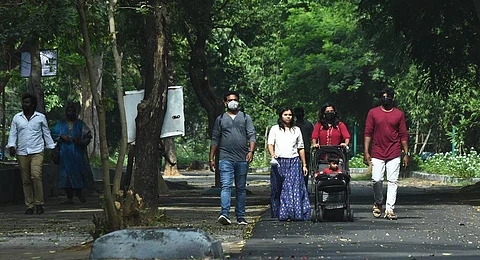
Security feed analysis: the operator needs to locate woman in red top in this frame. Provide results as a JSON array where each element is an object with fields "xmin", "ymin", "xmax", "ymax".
[{"xmin": 311, "ymin": 103, "xmax": 350, "ymax": 148}]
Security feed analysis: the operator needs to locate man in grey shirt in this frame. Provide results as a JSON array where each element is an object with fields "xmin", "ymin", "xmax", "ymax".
[{"xmin": 209, "ymin": 91, "xmax": 256, "ymax": 225}]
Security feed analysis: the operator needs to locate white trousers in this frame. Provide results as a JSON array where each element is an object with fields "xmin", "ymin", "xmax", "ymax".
[{"xmin": 371, "ymin": 157, "xmax": 400, "ymax": 212}]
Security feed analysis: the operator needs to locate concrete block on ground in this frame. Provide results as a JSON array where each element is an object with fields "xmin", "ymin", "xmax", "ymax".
[{"xmin": 90, "ymin": 228, "xmax": 224, "ymax": 259}]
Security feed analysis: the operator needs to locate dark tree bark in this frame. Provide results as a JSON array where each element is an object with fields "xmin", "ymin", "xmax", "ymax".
[
  {"xmin": 181, "ymin": 0, "xmax": 224, "ymax": 136},
  {"xmin": 163, "ymin": 137, "xmax": 181, "ymax": 176},
  {"xmin": 134, "ymin": 0, "xmax": 170, "ymax": 209},
  {"xmin": 181, "ymin": 0, "xmax": 225, "ymax": 187},
  {"xmin": 79, "ymin": 66, "xmax": 101, "ymax": 158},
  {"xmin": 1, "ymin": 44, "xmax": 17, "ymax": 161}
]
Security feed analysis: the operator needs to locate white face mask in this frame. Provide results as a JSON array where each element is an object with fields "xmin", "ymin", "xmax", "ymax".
[{"xmin": 227, "ymin": 100, "xmax": 239, "ymax": 110}]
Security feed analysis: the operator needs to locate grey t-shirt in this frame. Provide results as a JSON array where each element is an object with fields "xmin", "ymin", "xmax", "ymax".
[{"xmin": 211, "ymin": 112, "xmax": 256, "ymax": 162}]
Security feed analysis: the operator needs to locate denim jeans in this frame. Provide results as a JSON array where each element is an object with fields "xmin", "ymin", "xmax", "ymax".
[{"xmin": 219, "ymin": 160, "xmax": 248, "ymax": 219}]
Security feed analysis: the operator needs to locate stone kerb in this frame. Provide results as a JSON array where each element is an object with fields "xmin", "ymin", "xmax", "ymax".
[
  {"xmin": 409, "ymin": 171, "xmax": 480, "ymax": 183},
  {"xmin": 90, "ymin": 228, "xmax": 224, "ymax": 260}
]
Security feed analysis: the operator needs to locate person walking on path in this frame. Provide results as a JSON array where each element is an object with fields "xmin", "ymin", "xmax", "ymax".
[
  {"xmin": 209, "ymin": 91, "xmax": 256, "ymax": 225},
  {"xmin": 363, "ymin": 87, "xmax": 409, "ymax": 220},
  {"xmin": 7, "ymin": 93, "xmax": 56, "ymax": 215},
  {"xmin": 51, "ymin": 104, "xmax": 92, "ymax": 204},
  {"xmin": 311, "ymin": 103, "xmax": 350, "ymax": 148},
  {"xmin": 294, "ymin": 107, "xmax": 313, "ymax": 189},
  {"xmin": 268, "ymin": 106, "xmax": 310, "ymax": 221}
]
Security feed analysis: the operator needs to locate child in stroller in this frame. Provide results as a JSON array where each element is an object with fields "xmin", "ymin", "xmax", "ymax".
[
  {"xmin": 314, "ymin": 157, "xmax": 342, "ymax": 180},
  {"xmin": 310, "ymin": 146, "xmax": 353, "ymax": 222}
]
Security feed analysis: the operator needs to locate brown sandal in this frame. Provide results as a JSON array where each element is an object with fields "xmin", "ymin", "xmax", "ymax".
[{"xmin": 373, "ymin": 204, "xmax": 382, "ymax": 218}]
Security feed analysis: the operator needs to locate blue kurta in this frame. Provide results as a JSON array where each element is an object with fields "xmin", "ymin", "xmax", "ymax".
[{"xmin": 51, "ymin": 119, "xmax": 91, "ymax": 189}]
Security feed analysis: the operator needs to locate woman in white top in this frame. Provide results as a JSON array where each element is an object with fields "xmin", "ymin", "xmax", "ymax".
[{"xmin": 268, "ymin": 106, "xmax": 311, "ymax": 221}]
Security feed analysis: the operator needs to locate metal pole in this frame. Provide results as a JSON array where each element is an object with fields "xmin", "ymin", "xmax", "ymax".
[
  {"xmin": 452, "ymin": 126, "xmax": 455, "ymax": 155},
  {"xmin": 353, "ymin": 122, "xmax": 357, "ymax": 157}
]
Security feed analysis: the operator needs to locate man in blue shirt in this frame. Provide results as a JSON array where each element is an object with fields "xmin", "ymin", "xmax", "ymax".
[
  {"xmin": 209, "ymin": 91, "xmax": 256, "ymax": 225},
  {"xmin": 7, "ymin": 93, "xmax": 56, "ymax": 215}
]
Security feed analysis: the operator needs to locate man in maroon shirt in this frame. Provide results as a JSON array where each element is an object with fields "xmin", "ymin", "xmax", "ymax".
[{"xmin": 364, "ymin": 88, "xmax": 409, "ymax": 220}]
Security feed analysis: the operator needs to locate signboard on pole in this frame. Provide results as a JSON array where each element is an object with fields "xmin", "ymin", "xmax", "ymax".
[
  {"xmin": 20, "ymin": 50, "xmax": 58, "ymax": 77},
  {"xmin": 123, "ymin": 86, "xmax": 185, "ymax": 143},
  {"xmin": 160, "ymin": 86, "xmax": 185, "ymax": 138},
  {"xmin": 124, "ymin": 90, "xmax": 145, "ymax": 143}
]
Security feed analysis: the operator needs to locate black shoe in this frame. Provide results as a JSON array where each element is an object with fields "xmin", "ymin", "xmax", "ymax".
[
  {"xmin": 77, "ymin": 195, "xmax": 87, "ymax": 203},
  {"xmin": 217, "ymin": 215, "xmax": 231, "ymax": 225},
  {"xmin": 237, "ymin": 218, "xmax": 248, "ymax": 225},
  {"xmin": 25, "ymin": 208, "xmax": 34, "ymax": 215},
  {"xmin": 36, "ymin": 205, "xmax": 44, "ymax": 215}
]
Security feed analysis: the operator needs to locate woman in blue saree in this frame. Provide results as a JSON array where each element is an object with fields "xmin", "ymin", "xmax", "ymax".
[{"xmin": 51, "ymin": 104, "xmax": 92, "ymax": 204}]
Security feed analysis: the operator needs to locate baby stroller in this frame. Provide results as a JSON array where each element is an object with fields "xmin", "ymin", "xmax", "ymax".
[{"xmin": 309, "ymin": 145, "xmax": 353, "ymax": 222}]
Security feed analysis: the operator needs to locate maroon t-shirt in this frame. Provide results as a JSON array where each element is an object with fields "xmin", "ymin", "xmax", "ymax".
[
  {"xmin": 311, "ymin": 122, "xmax": 350, "ymax": 145},
  {"xmin": 364, "ymin": 106, "xmax": 408, "ymax": 160}
]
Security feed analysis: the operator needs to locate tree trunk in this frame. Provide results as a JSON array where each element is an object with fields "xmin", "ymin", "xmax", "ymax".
[
  {"xmin": 77, "ymin": 0, "xmax": 119, "ymax": 230},
  {"xmin": 163, "ymin": 137, "xmax": 181, "ymax": 176},
  {"xmin": 134, "ymin": 0, "xmax": 170, "ymax": 209},
  {"xmin": 108, "ymin": 0, "xmax": 128, "ymax": 195},
  {"xmin": 26, "ymin": 37, "xmax": 46, "ymax": 114},
  {"xmin": 473, "ymin": 0, "xmax": 480, "ymax": 99},
  {"xmin": 79, "ymin": 67, "xmax": 100, "ymax": 158},
  {"xmin": 181, "ymin": 0, "xmax": 225, "ymax": 187},
  {"xmin": 413, "ymin": 121, "xmax": 420, "ymax": 154},
  {"xmin": 419, "ymin": 127, "xmax": 432, "ymax": 155},
  {"xmin": 1, "ymin": 44, "xmax": 17, "ymax": 162}
]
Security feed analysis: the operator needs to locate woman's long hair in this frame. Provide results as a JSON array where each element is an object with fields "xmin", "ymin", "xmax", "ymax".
[
  {"xmin": 277, "ymin": 106, "xmax": 295, "ymax": 131},
  {"xmin": 318, "ymin": 102, "xmax": 340, "ymax": 129}
]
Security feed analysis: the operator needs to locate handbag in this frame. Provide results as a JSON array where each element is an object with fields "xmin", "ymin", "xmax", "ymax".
[{"xmin": 51, "ymin": 144, "xmax": 60, "ymax": 165}]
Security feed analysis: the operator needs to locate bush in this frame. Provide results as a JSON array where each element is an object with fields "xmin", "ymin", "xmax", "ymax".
[
  {"xmin": 349, "ymin": 153, "xmax": 368, "ymax": 168},
  {"xmin": 419, "ymin": 148, "xmax": 480, "ymax": 178}
]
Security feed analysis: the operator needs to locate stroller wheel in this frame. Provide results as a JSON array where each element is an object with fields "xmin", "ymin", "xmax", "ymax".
[
  {"xmin": 343, "ymin": 208, "xmax": 348, "ymax": 222},
  {"xmin": 311, "ymin": 209, "xmax": 317, "ymax": 222},
  {"xmin": 317, "ymin": 207, "xmax": 324, "ymax": 222},
  {"xmin": 348, "ymin": 208, "xmax": 354, "ymax": 222}
]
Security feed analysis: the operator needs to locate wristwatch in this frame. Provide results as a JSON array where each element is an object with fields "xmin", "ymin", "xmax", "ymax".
[{"xmin": 405, "ymin": 152, "xmax": 411, "ymax": 156}]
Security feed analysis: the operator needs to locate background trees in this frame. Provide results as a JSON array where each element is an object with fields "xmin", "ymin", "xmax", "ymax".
[{"xmin": 0, "ymin": 1, "xmax": 479, "ymax": 211}]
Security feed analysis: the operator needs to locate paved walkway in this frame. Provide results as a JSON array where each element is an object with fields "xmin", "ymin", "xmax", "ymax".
[
  {"xmin": 0, "ymin": 171, "xmax": 271, "ymax": 260},
  {"xmin": 233, "ymin": 182, "xmax": 480, "ymax": 259},
  {"xmin": 1, "ymin": 172, "xmax": 479, "ymax": 259}
]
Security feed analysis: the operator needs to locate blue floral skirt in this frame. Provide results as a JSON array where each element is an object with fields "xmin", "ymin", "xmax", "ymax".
[{"xmin": 270, "ymin": 156, "xmax": 310, "ymax": 221}]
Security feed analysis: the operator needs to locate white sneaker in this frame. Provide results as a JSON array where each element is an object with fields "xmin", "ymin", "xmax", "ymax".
[{"xmin": 217, "ymin": 215, "xmax": 231, "ymax": 225}]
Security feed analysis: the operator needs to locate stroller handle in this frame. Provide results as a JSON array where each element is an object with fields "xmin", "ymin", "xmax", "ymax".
[{"xmin": 312, "ymin": 145, "xmax": 349, "ymax": 153}]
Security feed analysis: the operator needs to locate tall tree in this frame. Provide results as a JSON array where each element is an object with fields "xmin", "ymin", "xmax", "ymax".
[
  {"xmin": 359, "ymin": 0, "xmax": 480, "ymax": 95},
  {"xmin": 108, "ymin": 0, "xmax": 128, "ymax": 194},
  {"xmin": 133, "ymin": 0, "xmax": 170, "ymax": 208},
  {"xmin": 179, "ymin": 0, "xmax": 224, "ymax": 136},
  {"xmin": 77, "ymin": 0, "xmax": 119, "ymax": 230}
]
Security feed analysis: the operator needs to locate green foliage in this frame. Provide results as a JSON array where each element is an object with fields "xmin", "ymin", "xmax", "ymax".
[
  {"xmin": 348, "ymin": 153, "xmax": 367, "ymax": 168},
  {"xmin": 419, "ymin": 148, "xmax": 480, "ymax": 178},
  {"xmin": 90, "ymin": 154, "xmax": 120, "ymax": 168},
  {"xmin": 359, "ymin": 0, "xmax": 480, "ymax": 96},
  {"xmin": 175, "ymin": 138, "xmax": 210, "ymax": 168},
  {"xmin": 278, "ymin": 0, "xmax": 382, "ymax": 127}
]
